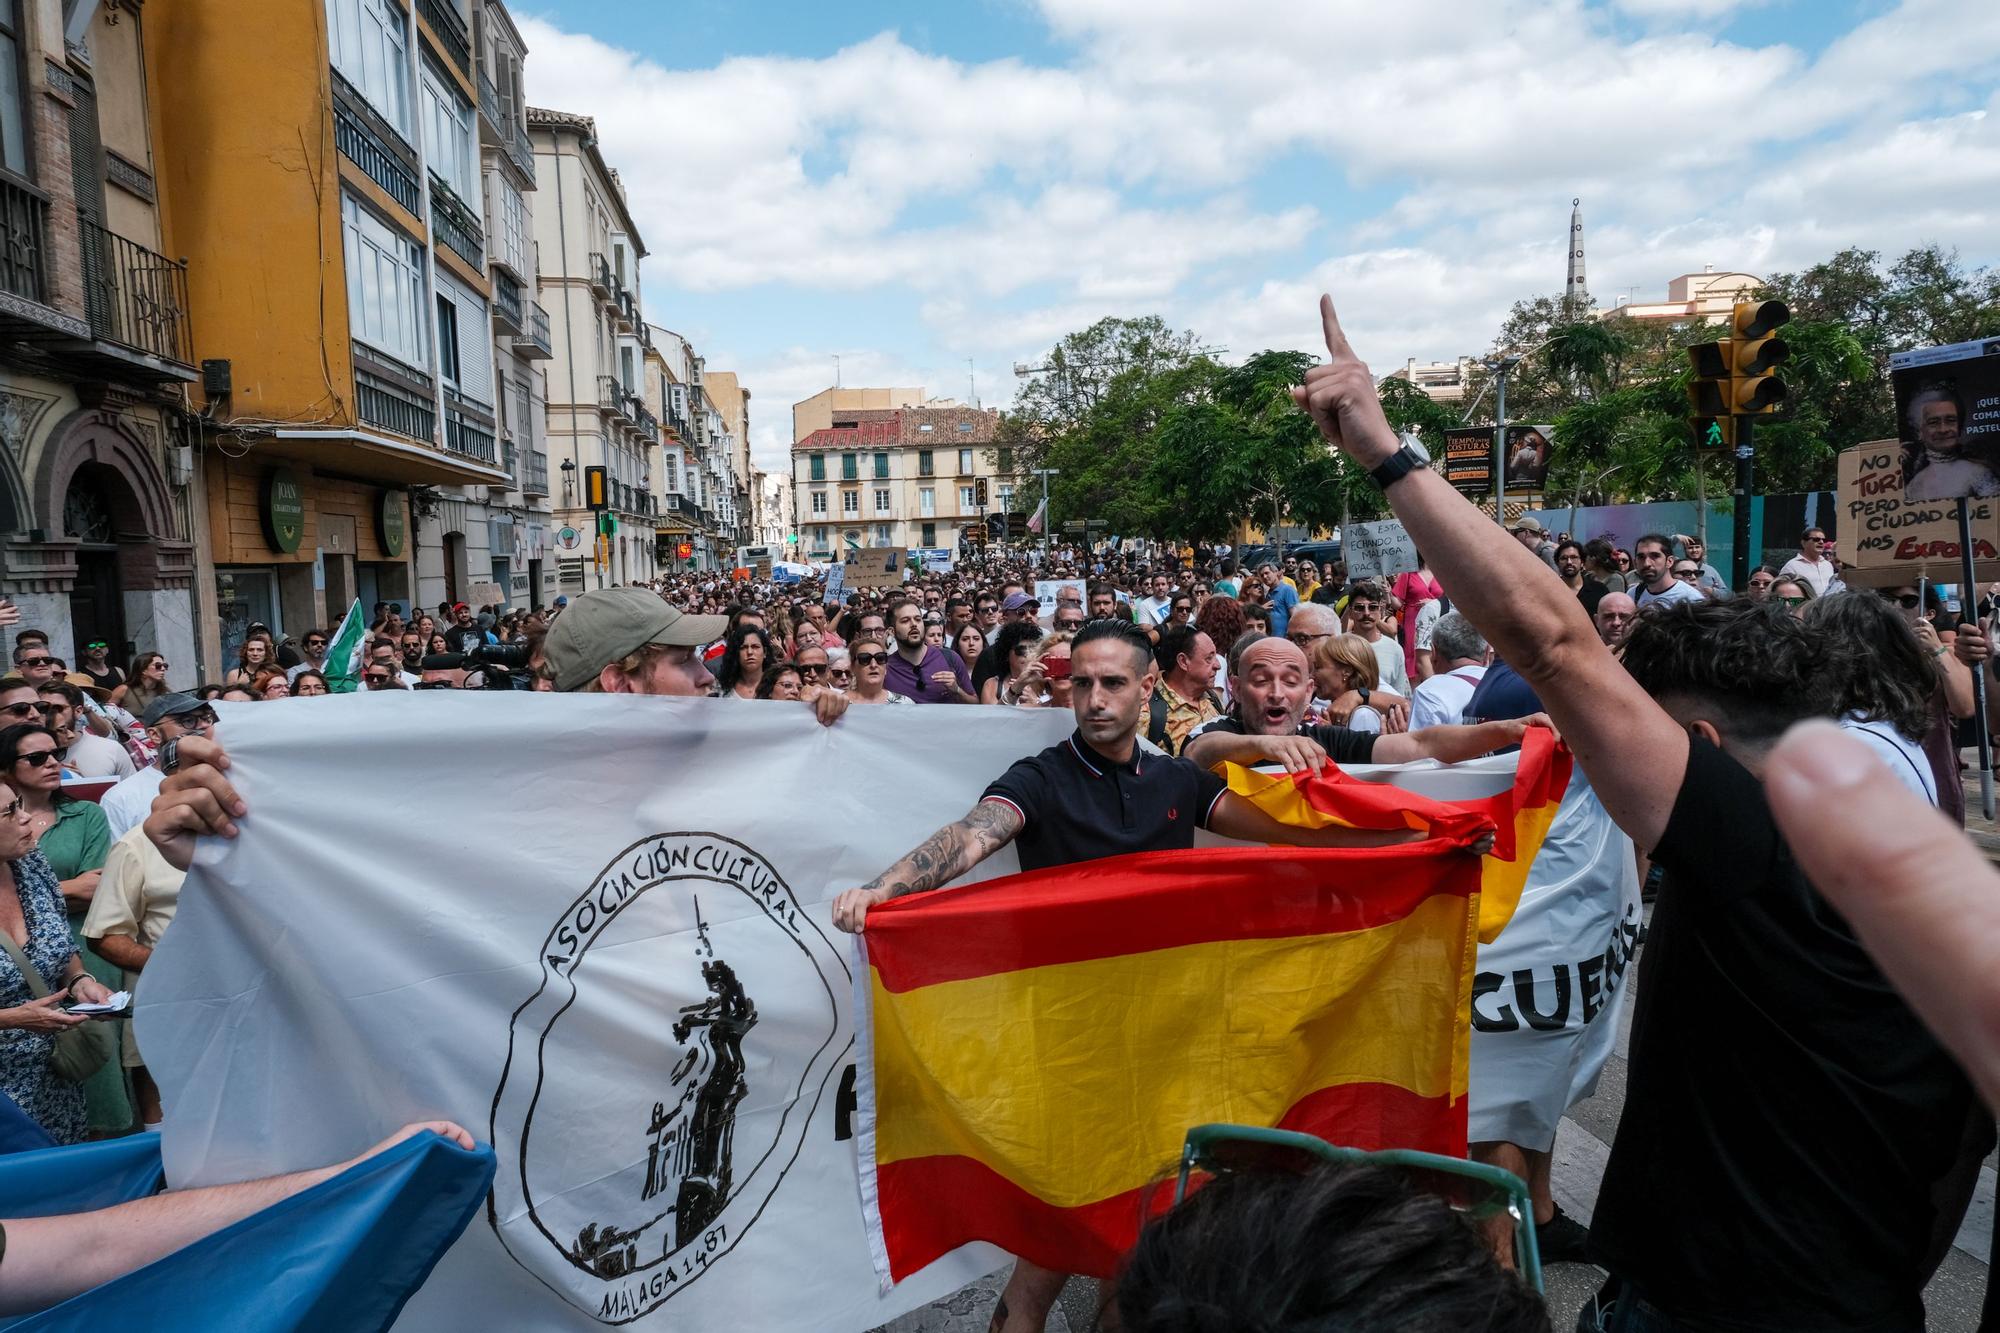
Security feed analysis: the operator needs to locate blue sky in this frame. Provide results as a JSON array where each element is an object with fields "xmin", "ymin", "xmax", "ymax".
[{"xmin": 515, "ymin": 0, "xmax": 2000, "ymax": 467}]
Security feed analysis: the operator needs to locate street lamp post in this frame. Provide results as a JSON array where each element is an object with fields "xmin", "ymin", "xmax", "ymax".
[
  {"xmin": 1483, "ymin": 354, "xmax": 1521, "ymax": 525},
  {"xmin": 1033, "ymin": 468, "xmax": 1059, "ymax": 554}
]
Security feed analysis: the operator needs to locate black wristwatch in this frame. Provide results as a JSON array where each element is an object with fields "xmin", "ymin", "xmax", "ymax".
[{"xmin": 1368, "ymin": 431, "xmax": 1431, "ymax": 491}]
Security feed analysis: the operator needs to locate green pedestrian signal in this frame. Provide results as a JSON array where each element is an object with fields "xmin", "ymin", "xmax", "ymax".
[{"xmin": 1705, "ymin": 421, "xmax": 1723, "ymax": 448}]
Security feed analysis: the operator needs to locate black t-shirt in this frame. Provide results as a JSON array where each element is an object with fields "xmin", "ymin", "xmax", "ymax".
[
  {"xmin": 1588, "ymin": 736, "xmax": 1978, "ymax": 1331},
  {"xmin": 1575, "ymin": 576, "xmax": 1608, "ymax": 617},
  {"xmin": 1187, "ymin": 711, "xmax": 1377, "ymax": 766},
  {"xmin": 982, "ymin": 731, "xmax": 1228, "ymax": 872}
]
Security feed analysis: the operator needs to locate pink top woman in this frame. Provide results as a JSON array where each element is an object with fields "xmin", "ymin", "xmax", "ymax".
[{"xmin": 1391, "ymin": 564, "xmax": 1442, "ymax": 681}]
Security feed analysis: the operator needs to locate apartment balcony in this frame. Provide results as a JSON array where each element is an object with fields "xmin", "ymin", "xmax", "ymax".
[
  {"xmin": 514, "ymin": 301, "xmax": 551, "ymax": 358},
  {"xmin": 331, "ymin": 86, "xmax": 421, "ymax": 216},
  {"xmin": 476, "ymin": 69, "xmax": 504, "ymax": 141},
  {"xmin": 0, "ymin": 175, "xmax": 48, "ymax": 310},
  {"xmin": 490, "ymin": 267, "xmax": 524, "ymax": 335},
  {"xmin": 627, "ymin": 393, "xmax": 658, "ymax": 440},
  {"xmin": 444, "ymin": 399, "xmax": 498, "ymax": 465},
  {"xmin": 504, "ymin": 119, "xmax": 535, "ymax": 179},
  {"xmin": 614, "ymin": 287, "xmax": 638, "ymax": 329},
  {"xmin": 75, "ymin": 218, "xmax": 195, "ymax": 378},
  {"xmin": 521, "ymin": 449, "xmax": 550, "ymax": 497},
  {"xmin": 418, "ymin": 0, "xmax": 472, "ymax": 79},
  {"xmin": 355, "ymin": 367, "xmax": 436, "ymax": 441},
  {"xmin": 587, "ymin": 252, "xmax": 612, "ymax": 299},
  {"xmin": 430, "ymin": 175, "xmax": 483, "ymax": 267}
]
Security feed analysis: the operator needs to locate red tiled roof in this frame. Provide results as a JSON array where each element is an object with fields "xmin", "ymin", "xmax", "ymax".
[{"xmin": 794, "ymin": 414, "xmax": 904, "ymax": 450}]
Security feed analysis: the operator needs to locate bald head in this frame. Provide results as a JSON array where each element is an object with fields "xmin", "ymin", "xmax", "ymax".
[
  {"xmin": 1232, "ymin": 637, "xmax": 1314, "ymax": 736},
  {"xmin": 1286, "ymin": 602, "xmax": 1340, "ymax": 637},
  {"xmin": 1595, "ymin": 592, "xmax": 1637, "ymax": 647}
]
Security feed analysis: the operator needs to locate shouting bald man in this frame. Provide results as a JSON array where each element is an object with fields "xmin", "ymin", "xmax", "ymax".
[{"xmin": 1182, "ymin": 636, "xmax": 1542, "ymax": 775}]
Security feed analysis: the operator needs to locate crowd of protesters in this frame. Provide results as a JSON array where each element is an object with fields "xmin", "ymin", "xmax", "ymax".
[{"xmin": 0, "ymin": 415, "xmax": 1992, "ymax": 1323}]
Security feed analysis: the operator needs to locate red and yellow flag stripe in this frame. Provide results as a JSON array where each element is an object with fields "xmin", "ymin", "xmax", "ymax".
[
  {"xmin": 860, "ymin": 839, "xmax": 1483, "ymax": 1284},
  {"xmin": 1224, "ymin": 727, "xmax": 1571, "ymax": 941}
]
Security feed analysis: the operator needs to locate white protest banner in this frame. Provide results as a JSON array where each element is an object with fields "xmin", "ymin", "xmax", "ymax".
[
  {"xmin": 822, "ymin": 562, "xmax": 846, "ymax": 603},
  {"xmin": 846, "ymin": 547, "xmax": 908, "ymax": 588},
  {"xmin": 141, "ymin": 696, "xmax": 1075, "ymax": 1331},
  {"xmin": 1343, "ymin": 518, "xmax": 1419, "ymax": 579},
  {"xmin": 913, "ymin": 547, "xmax": 954, "ymax": 574}
]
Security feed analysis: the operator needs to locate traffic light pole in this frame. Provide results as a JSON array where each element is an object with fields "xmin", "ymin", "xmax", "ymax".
[{"xmin": 1731, "ymin": 416, "xmax": 1753, "ymax": 592}]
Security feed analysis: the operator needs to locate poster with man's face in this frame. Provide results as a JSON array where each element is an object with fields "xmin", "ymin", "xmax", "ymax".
[
  {"xmin": 1503, "ymin": 426, "xmax": 1554, "ymax": 491},
  {"xmin": 1890, "ymin": 339, "xmax": 2000, "ymax": 501}
]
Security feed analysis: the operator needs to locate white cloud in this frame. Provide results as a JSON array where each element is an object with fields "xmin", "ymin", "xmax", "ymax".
[{"xmin": 515, "ymin": 0, "xmax": 2000, "ymax": 438}]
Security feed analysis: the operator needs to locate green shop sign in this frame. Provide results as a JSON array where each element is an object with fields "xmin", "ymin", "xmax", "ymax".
[
  {"xmin": 378, "ymin": 490, "xmax": 407, "ymax": 558},
  {"xmin": 261, "ymin": 467, "xmax": 305, "ymax": 554}
]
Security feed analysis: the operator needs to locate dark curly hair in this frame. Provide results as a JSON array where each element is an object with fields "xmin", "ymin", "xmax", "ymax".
[
  {"xmin": 714, "ymin": 625, "xmax": 774, "ymax": 692},
  {"xmin": 1111, "ymin": 1160, "xmax": 1549, "ymax": 1333},
  {"xmin": 1621, "ymin": 598, "xmax": 1821, "ymax": 748},
  {"xmin": 1193, "ymin": 596, "xmax": 1246, "ymax": 657},
  {"xmin": 1801, "ymin": 591, "xmax": 1936, "ymax": 743}
]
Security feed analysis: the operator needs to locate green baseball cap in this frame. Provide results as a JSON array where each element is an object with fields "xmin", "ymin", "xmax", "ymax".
[{"xmin": 543, "ymin": 588, "xmax": 727, "ymax": 692}]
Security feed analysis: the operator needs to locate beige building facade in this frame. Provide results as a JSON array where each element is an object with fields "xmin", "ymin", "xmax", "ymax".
[
  {"xmin": 529, "ymin": 105, "xmax": 656, "ymax": 590},
  {"xmin": 1598, "ymin": 266, "xmax": 1762, "ymax": 323},
  {"xmin": 790, "ymin": 396, "xmax": 1011, "ymax": 557},
  {"xmin": 0, "ymin": 0, "xmax": 200, "ymax": 675}
]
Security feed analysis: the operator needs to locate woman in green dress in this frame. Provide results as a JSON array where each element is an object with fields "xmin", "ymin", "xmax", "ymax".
[{"xmin": 0, "ymin": 722, "xmax": 128, "ymax": 1135}]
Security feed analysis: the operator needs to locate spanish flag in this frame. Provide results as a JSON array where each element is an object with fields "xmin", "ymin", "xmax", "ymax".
[
  {"xmin": 856, "ymin": 736, "xmax": 1568, "ymax": 1287},
  {"xmin": 1225, "ymin": 727, "xmax": 1571, "ymax": 943}
]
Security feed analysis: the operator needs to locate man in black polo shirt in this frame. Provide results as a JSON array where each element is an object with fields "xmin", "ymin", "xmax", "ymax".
[
  {"xmin": 831, "ymin": 619, "xmax": 1491, "ymax": 1333},
  {"xmin": 1294, "ymin": 289, "xmax": 1983, "ymax": 1333},
  {"xmin": 1181, "ymin": 637, "xmax": 1541, "ymax": 775}
]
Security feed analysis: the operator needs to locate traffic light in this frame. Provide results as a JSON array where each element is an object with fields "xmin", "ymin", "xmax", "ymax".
[
  {"xmin": 1690, "ymin": 415, "xmax": 1735, "ymax": 451},
  {"xmin": 1686, "ymin": 299, "xmax": 1791, "ymax": 445},
  {"xmin": 975, "ymin": 478, "xmax": 989, "ymax": 508},
  {"xmin": 1727, "ymin": 299, "xmax": 1790, "ymax": 414},
  {"xmin": 584, "ymin": 465, "xmax": 608, "ymax": 510}
]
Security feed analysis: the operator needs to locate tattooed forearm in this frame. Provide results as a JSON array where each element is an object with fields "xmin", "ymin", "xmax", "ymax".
[{"xmin": 860, "ymin": 799, "xmax": 1024, "ymax": 900}]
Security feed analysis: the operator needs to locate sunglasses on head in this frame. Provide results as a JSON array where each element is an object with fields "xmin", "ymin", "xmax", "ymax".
[{"xmin": 1175, "ymin": 1124, "xmax": 1542, "ymax": 1292}]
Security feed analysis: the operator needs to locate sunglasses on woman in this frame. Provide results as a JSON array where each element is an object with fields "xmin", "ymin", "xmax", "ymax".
[
  {"xmin": 852, "ymin": 652, "xmax": 890, "ymax": 667},
  {"xmin": 12, "ymin": 749, "xmax": 61, "ymax": 769}
]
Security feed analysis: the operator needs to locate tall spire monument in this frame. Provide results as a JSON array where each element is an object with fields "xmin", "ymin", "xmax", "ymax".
[{"xmin": 1565, "ymin": 198, "xmax": 1588, "ymax": 313}]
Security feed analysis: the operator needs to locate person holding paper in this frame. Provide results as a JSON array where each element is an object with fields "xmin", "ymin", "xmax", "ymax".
[{"xmin": 82, "ymin": 828, "xmax": 181, "ymax": 1132}]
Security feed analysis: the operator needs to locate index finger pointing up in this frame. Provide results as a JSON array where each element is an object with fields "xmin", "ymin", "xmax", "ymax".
[{"xmin": 1319, "ymin": 293, "xmax": 1353, "ymax": 361}]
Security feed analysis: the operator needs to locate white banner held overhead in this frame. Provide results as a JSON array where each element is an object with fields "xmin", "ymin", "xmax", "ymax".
[
  {"xmin": 1276, "ymin": 756, "xmax": 1638, "ymax": 1149},
  {"xmin": 140, "ymin": 696, "xmax": 1074, "ymax": 1331}
]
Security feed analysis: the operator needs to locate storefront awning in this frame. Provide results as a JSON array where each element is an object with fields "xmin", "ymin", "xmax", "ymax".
[{"xmin": 270, "ymin": 429, "xmax": 511, "ymax": 487}]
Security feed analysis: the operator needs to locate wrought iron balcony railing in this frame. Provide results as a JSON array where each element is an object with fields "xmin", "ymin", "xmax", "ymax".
[
  {"xmin": 429, "ymin": 174, "xmax": 483, "ymax": 267},
  {"xmin": 418, "ymin": 0, "xmax": 471, "ymax": 78},
  {"xmin": 78, "ymin": 218, "xmax": 192, "ymax": 366},
  {"xmin": 0, "ymin": 175, "xmax": 48, "ymax": 304}
]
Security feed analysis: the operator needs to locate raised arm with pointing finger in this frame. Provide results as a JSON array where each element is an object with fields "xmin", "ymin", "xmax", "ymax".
[
  {"xmin": 1291, "ymin": 295, "xmax": 1683, "ymax": 849},
  {"xmin": 1294, "ymin": 294, "xmax": 1987, "ymax": 1328}
]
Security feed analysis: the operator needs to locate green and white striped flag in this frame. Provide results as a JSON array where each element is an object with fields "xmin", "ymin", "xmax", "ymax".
[{"xmin": 323, "ymin": 599, "xmax": 367, "ymax": 694}]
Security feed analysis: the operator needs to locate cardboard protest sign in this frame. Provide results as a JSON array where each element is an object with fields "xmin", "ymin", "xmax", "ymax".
[
  {"xmin": 467, "ymin": 581, "xmax": 506, "ymax": 609},
  {"xmin": 1343, "ymin": 519, "xmax": 1419, "ymax": 580},
  {"xmin": 1837, "ymin": 439, "xmax": 2000, "ymax": 582},
  {"xmin": 844, "ymin": 547, "xmax": 908, "ymax": 588}
]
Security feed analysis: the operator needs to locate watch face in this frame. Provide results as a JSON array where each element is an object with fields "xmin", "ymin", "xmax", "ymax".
[{"xmin": 1399, "ymin": 431, "xmax": 1431, "ymax": 465}]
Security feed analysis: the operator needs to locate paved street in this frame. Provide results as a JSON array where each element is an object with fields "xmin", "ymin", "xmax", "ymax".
[{"xmin": 887, "ymin": 906, "xmax": 1995, "ymax": 1331}]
